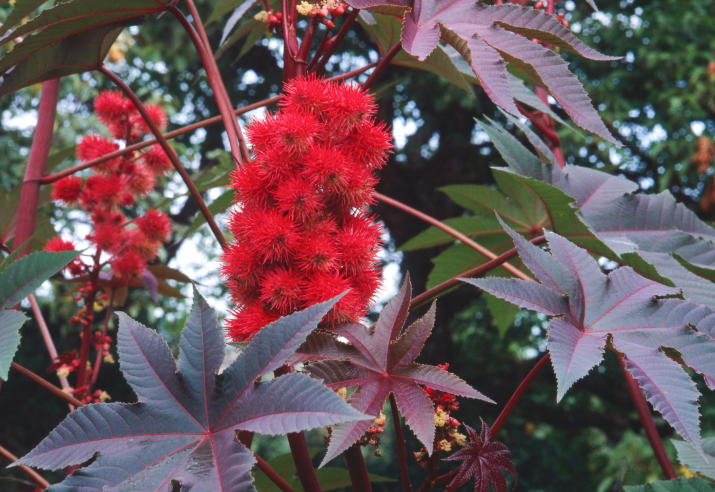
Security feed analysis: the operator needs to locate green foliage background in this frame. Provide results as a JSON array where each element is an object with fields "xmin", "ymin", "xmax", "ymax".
[{"xmin": 1, "ymin": 0, "xmax": 714, "ymax": 490}]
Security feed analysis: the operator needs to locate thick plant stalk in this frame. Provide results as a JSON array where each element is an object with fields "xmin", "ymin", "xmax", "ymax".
[
  {"xmin": 0, "ymin": 444, "xmax": 51, "ymax": 488},
  {"xmin": 491, "ymin": 353, "xmax": 550, "ymax": 436},
  {"xmin": 170, "ymin": 6, "xmax": 247, "ymax": 166},
  {"xmin": 274, "ymin": 365, "xmax": 323, "ymax": 492},
  {"xmin": 14, "ymin": 78, "xmax": 60, "ymax": 257},
  {"xmin": 375, "ymin": 192, "xmax": 532, "ymax": 281},
  {"xmin": 74, "ymin": 253, "xmax": 101, "ymax": 391},
  {"xmin": 254, "ymin": 454, "xmax": 298, "ymax": 492},
  {"xmin": 99, "ymin": 66, "xmax": 228, "ymax": 248},
  {"xmin": 410, "ymin": 236, "xmax": 547, "ymax": 309},
  {"xmin": 344, "ymin": 445, "xmax": 372, "ymax": 492},
  {"xmin": 617, "ymin": 354, "xmax": 677, "ymax": 480},
  {"xmin": 11, "ymin": 362, "xmax": 84, "ymax": 408},
  {"xmin": 183, "ymin": 0, "xmax": 252, "ymax": 164},
  {"xmin": 362, "ymin": 41, "xmax": 402, "ymax": 90},
  {"xmin": 287, "ymin": 432, "xmax": 323, "ymax": 492},
  {"xmin": 389, "ymin": 394, "xmax": 412, "ymax": 492}
]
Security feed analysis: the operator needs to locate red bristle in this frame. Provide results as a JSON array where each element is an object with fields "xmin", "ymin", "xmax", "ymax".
[{"xmin": 51, "ymin": 176, "xmax": 83, "ymax": 205}]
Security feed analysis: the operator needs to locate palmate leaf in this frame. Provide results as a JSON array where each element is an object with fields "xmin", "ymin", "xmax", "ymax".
[
  {"xmin": 297, "ymin": 274, "xmax": 492, "ymax": 465},
  {"xmin": 0, "ymin": 0, "xmax": 169, "ymax": 96},
  {"xmin": 14, "ymin": 291, "xmax": 369, "ymax": 491},
  {"xmin": 674, "ymin": 437, "xmax": 715, "ymax": 480},
  {"xmin": 624, "ymin": 478, "xmax": 715, "ymax": 492},
  {"xmin": 348, "ymin": 0, "xmax": 619, "ymax": 143},
  {"xmin": 443, "ymin": 420, "xmax": 516, "ymax": 492},
  {"xmin": 463, "ymin": 222, "xmax": 715, "ymax": 455},
  {"xmin": 0, "ymin": 250, "xmax": 79, "ymax": 380}
]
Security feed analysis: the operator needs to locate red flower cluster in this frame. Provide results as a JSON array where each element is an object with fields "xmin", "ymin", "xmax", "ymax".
[
  {"xmin": 221, "ymin": 76, "xmax": 392, "ymax": 340},
  {"xmin": 49, "ymin": 90, "xmax": 172, "ymax": 282}
]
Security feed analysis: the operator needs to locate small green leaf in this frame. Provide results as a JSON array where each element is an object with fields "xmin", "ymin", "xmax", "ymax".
[{"xmin": 0, "ymin": 250, "xmax": 79, "ymax": 309}]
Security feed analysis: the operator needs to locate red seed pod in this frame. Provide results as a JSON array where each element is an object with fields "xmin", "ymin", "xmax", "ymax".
[{"xmin": 324, "ymin": 19, "xmax": 335, "ymax": 28}]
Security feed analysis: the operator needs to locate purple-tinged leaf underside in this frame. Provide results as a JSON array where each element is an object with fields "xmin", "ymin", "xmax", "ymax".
[
  {"xmin": 463, "ymin": 227, "xmax": 715, "ymax": 453},
  {"xmin": 15, "ymin": 292, "xmax": 368, "ymax": 491},
  {"xmin": 461, "ymin": 277, "xmax": 569, "ymax": 316},
  {"xmin": 302, "ymin": 276, "xmax": 492, "ymax": 465}
]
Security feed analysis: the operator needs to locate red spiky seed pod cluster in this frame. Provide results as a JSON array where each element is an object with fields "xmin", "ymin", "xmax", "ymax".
[
  {"xmin": 221, "ymin": 75, "xmax": 392, "ymax": 341},
  {"xmin": 48, "ymin": 90, "xmax": 172, "ymax": 283}
]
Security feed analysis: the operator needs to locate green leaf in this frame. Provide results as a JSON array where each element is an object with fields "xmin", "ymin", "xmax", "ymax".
[
  {"xmin": 0, "ymin": 0, "xmax": 49, "ymax": 37},
  {"xmin": 0, "ymin": 250, "xmax": 79, "ymax": 309},
  {"xmin": 0, "ymin": 22, "xmax": 125, "ymax": 96},
  {"xmin": 252, "ymin": 449, "xmax": 395, "ymax": 492},
  {"xmin": 485, "ymin": 292, "xmax": 518, "ymax": 338},
  {"xmin": 147, "ymin": 265, "xmax": 194, "ymax": 284},
  {"xmin": 478, "ymin": 116, "xmax": 549, "ymax": 181},
  {"xmin": 624, "ymin": 478, "xmax": 715, "ymax": 492},
  {"xmin": 0, "ymin": 309, "xmax": 27, "ymax": 380},
  {"xmin": 0, "ymin": 250, "xmax": 78, "ymax": 380},
  {"xmin": 427, "ymin": 241, "xmax": 522, "ymax": 289},
  {"xmin": 215, "ymin": 18, "xmax": 264, "ymax": 58},
  {"xmin": 400, "ymin": 216, "xmax": 507, "ymax": 252}
]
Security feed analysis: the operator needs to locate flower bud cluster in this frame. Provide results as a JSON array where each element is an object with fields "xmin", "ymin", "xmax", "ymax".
[{"xmin": 296, "ymin": 0, "xmax": 348, "ymax": 28}]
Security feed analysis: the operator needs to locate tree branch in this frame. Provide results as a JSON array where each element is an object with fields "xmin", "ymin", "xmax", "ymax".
[
  {"xmin": 313, "ymin": 9, "xmax": 359, "ymax": 74},
  {"xmin": 99, "ymin": 66, "xmax": 228, "ymax": 249},
  {"xmin": 344, "ymin": 445, "xmax": 373, "ymax": 492},
  {"xmin": 254, "ymin": 453, "xmax": 299, "ymax": 492},
  {"xmin": 362, "ymin": 41, "xmax": 401, "ymax": 91},
  {"xmin": 374, "ymin": 192, "xmax": 532, "ymax": 281}
]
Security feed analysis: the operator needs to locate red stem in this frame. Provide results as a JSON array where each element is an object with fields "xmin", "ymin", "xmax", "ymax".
[
  {"xmin": 295, "ymin": 17, "xmax": 320, "ymax": 76},
  {"xmin": 617, "ymin": 354, "xmax": 678, "ymax": 480},
  {"xmin": 13, "ymin": 79, "xmax": 60, "ymax": 257},
  {"xmin": 313, "ymin": 9, "xmax": 359, "ymax": 74},
  {"xmin": 287, "ymin": 432, "xmax": 323, "ymax": 492},
  {"xmin": 89, "ymin": 289, "xmax": 116, "ymax": 391},
  {"xmin": 0, "ymin": 444, "xmax": 51, "ymax": 489},
  {"xmin": 375, "ymin": 192, "xmax": 531, "ymax": 281},
  {"xmin": 10, "ymin": 362, "xmax": 84, "ymax": 408},
  {"xmin": 75, "ymin": 254, "xmax": 101, "ymax": 392},
  {"xmin": 170, "ymin": 5, "xmax": 246, "ymax": 166},
  {"xmin": 254, "ymin": 453, "xmax": 298, "ymax": 492},
  {"xmin": 344, "ymin": 445, "xmax": 373, "ymax": 492},
  {"xmin": 308, "ymin": 28, "xmax": 331, "ymax": 71},
  {"xmin": 491, "ymin": 353, "xmax": 551, "ymax": 436},
  {"xmin": 362, "ymin": 41, "xmax": 401, "ymax": 91},
  {"xmin": 389, "ymin": 394, "xmax": 412, "ymax": 492},
  {"xmin": 409, "ymin": 236, "xmax": 547, "ymax": 309},
  {"xmin": 100, "ymin": 66, "xmax": 228, "ymax": 248}
]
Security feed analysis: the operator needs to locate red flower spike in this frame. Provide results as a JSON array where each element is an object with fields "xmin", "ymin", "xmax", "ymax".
[
  {"xmin": 126, "ymin": 230, "xmax": 161, "ymax": 262},
  {"xmin": 111, "ymin": 250, "xmax": 147, "ymax": 280},
  {"xmin": 77, "ymin": 135, "xmax": 121, "ymax": 173},
  {"xmin": 274, "ymin": 175, "xmax": 324, "ymax": 222},
  {"xmin": 135, "ymin": 210, "xmax": 171, "ymax": 242},
  {"xmin": 44, "ymin": 238, "xmax": 76, "ymax": 253},
  {"xmin": 295, "ymin": 234, "xmax": 339, "ymax": 273},
  {"xmin": 122, "ymin": 163, "xmax": 156, "ymax": 197},
  {"xmin": 140, "ymin": 144, "xmax": 173, "ymax": 175},
  {"xmin": 81, "ymin": 174, "xmax": 125, "ymax": 210},
  {"xmin": 51, "ymin": 176, "xmax": 83, "ymax": 205},
  {"xmin": 326, "ymin": 83, "xmax": 377, "ymax": 132},
  {"xmin": 444, "ymin": 419, "xmax": 517, "ymax": 492},
  {"xmin": 131, "ymin": 103, "xmax": 167, "ymax": 134},
  {"xmin": 87, "ymin": 223, "xmax": 127, "ymax": 252},
  {"xmin": 260, "ymin": 267, "xmax": 304, "ymax": 314},
  {"xmin": 301, "ymin": 146, "xmax": 353, "ymax": 195},
  {"xmin": 93, "ymin": 90, "xmax": 130, "ymax": 127},
  {"xmin": 222, "ymin": 77, "xmax": 390, "ymax": 339},
  {"xmin": 226, "ymin": 302, "xmax": 280, "ymax": 341},
  {"xmin": 280, "ymin": 74, "xmax": 331, "ymax": 115}
]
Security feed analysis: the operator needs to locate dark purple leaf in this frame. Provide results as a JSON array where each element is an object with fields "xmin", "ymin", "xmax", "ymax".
[
  {"xmin": 301, "ymin": 275, "xmax": 492, "ymax": 465},
  {"xmin": 443, "ymin": 419, "xmax": 516, "ymax": 492},
  {"xmin": 463, "ymin": 226, "xmax": 715, "ymax": 454},
  {"xmin": 14, "ymin": 290, "xmax": 368, "ymax": 491},
  {"xmin": 139, "ymin": 269, "xmax": 159, "ymax": 303}
]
